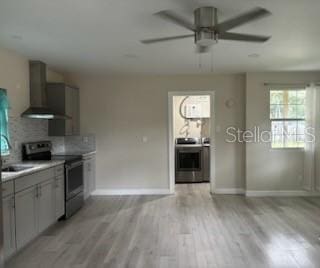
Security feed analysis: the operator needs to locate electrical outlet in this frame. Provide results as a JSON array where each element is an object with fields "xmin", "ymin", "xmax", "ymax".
[{"xmin": 83, "ymin": 136, "xmax": 89, "ymax": 143}]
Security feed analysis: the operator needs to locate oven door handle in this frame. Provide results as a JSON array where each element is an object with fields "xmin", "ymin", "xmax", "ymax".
[{"xmin": 66, "ymin": 161, "xmax": 83, "ymax": 170}]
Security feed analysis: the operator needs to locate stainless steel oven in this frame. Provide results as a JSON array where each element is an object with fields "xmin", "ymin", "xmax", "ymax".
[
  {"xmin": 175, "ymin": 141, "xmax": 204, "ymax": 183},
  {"xmin": 66, "ymin": 160, "xmax": 83, "ymax": 200},
  {"xmin": 176, "ymin": 146, "xmax": 202, "ymax": 172},
  {"xmin": 64, "ymin": 160, "xmax": 84, "ymax": 218},
  {"xmin": 175, "ymin": 138, "xmax": 210, "ymax": 183}
]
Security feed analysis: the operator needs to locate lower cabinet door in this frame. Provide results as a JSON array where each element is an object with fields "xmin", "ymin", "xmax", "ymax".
[
  {"xmin": 15, "ymin": 186, "xmax": 38, "ymax": 249},
  {"xmin": 55, "ymin": 176, "xmax": 65, "ymax": 219},
  {"xmin": 38, "ymin": 179, "xmax": 56, "ymax": 233},
  {"xmin": 3, "ymin": 195, "xmax": 16, "ymax": 259}
]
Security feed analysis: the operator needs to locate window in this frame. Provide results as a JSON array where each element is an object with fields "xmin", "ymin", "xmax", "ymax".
[
  {"xmin": 0, "ymin": 89, "xmax": 10, "ymax": 155},
  {"xmin": 270, "ymin": 89, "xmax": 306, "ymax": 148}
]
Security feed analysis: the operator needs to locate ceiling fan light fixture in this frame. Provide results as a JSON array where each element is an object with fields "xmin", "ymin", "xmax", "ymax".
[
  {"xmin": 195, "ymin": 30, "xmax": 218, "ymax": 47},
  {"xmin": 140, "ymin": 6, "xmax": 271, "ymax": 50}
]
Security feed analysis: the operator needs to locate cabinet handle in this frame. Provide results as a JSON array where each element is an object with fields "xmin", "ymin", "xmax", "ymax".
[
  {"xmin": 11, "ymin": 196, "xmax": 15, "ymax": 209},
  {"xmin": 35, "ymin": 186, "xmax": 39, "ymax": 198},
  {"xmin": 35, "ymin": 185, "xmax": 42, "ymax": 198}
]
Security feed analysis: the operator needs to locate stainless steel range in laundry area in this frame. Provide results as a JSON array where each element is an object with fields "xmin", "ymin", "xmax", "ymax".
[{"xmin": 175, "ymin": 137, "xmax": 210, "ymax": 183}]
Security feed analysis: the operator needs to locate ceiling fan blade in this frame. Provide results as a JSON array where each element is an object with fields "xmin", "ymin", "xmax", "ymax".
[
  {"xmin": 216, "ymin": 7, "xmax": 271, "ymax": 32},
  {"xmin": 141, "ymin": 34, "xmax": 194, "ymax": 44},
  {"xmin": 196, "ymin": 45, "xmax": 210, "ymax": 53},
  {"xmin": 155, "ymin": 10, "xmax": 195, "ymax": 31},
  {"xmin": 219, "ymin": 32, "xmax": 271, "ymax": 42}
]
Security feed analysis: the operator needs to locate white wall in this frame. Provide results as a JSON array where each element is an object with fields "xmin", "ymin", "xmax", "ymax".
[
  {"xmin": 0, "ymin": 47, "xmax": 64, "ymax": 116},
  {"xmin": 246, "ymin": 72, "xmax": 320, "ymax": 191},
  {"xmin": 68, "ymin": 74, "xmax": 246, "ymax": 191}
]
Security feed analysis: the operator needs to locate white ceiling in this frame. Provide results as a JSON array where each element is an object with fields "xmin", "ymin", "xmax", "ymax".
[{"xmin": 1, "ymin": 0, "xmax": 320, "ymax": 74}]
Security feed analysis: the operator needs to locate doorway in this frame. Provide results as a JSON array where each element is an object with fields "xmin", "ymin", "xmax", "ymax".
[{"xmin": 168, "ymin": 91, "xmax": 215, "ymax": 194}]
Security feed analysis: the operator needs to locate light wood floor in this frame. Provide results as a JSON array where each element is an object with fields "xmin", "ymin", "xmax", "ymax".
[{"xmin": 7, "ymin": 183, "xmax": 320, "ymax": 268}]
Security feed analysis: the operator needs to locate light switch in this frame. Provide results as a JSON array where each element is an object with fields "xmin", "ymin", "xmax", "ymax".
[{"xmin": 142, "ymin": 136, "xmax": 148, "ymax": 143}]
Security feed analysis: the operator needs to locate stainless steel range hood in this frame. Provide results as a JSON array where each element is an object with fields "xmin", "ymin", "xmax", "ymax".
[{"xmin": 21, "ymin": 61, "xmax": 69, "ymax": 119}]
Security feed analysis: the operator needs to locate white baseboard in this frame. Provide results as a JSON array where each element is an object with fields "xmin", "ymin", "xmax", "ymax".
[
  {"xmin": 92, "ymin": 188, "xmax": 320, "ymax": 197},
  {"xmin": 213, "ymin": 188, "xmax": 245, "ymax": 195},
  {"xmin": 246, "ymin": 190, "xmax": 320, "ymax": 197},
  {"xmin": 92, "ymin": 188, "xmax": 172, "ymax": 196}
]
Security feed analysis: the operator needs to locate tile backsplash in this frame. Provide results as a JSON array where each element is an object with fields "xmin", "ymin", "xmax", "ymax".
[
  {"xmin": 64, "ymin": 135, "xmax": 96, "ymax": 153},
  {"xmin": 6, "ymin": 116, "xmax": 95, "ymax": 163}
]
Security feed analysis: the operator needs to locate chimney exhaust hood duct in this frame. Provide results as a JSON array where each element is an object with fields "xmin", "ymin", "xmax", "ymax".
[{"xmin": 21, "ymin": 61, "xmax": 69, "ymax": 119}]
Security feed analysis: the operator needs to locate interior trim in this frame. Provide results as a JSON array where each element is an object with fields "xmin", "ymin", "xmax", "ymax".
[
  {"xmin": 213, "ymin": 188, "xmax": 245, "ymax": 195},
  {"xmin": 91, "ymin": 188, "xmax": 172, "ymax": 196},
  {"xmin": 92, "ymin": 189, "xmax": 320, "ymax": 197},
  {"xmin": 246, "ymin": 190, "xmax": 320, "ymax": 197}
]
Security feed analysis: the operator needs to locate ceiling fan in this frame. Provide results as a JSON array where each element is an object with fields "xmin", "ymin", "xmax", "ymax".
[{"xmin": 141, "ymin": 6, "xmax": 272, "ymax": 53}]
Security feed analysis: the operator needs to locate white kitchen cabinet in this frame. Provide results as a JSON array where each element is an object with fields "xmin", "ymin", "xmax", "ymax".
[
  {"xmin": 38, "ymin": 179, "xmax": 55, "ymax": 233},
  {"xmin": 7, "ymin": 165, "xmax": 65, "ymax": 256},
  {"xmin": 2, "ymin": 195, "xmax": 16, "ymax": 259},
  {"xmin": 83, "ymin": 155, "xmax": 96, "ymax": 200},
  {"xmin": 15, "ymin": 186, "xmax": 38, "ymax": 249},
  {"xmin": 55, "ymin": 175, "xmax": 65, "ymax": 219}
]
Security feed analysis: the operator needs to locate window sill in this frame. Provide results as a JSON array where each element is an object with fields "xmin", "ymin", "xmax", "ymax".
[{"xmin": 269, "ymin": 147, "xmax": 304, "ymax": 152}]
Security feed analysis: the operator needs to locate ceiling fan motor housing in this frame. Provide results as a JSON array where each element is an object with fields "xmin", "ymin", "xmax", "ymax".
[{"xmin": 194, "ymin": 7, "xmax": 218, "ymax": 46}]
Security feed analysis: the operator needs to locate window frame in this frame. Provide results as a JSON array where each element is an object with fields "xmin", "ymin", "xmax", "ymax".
[
  {"xmin": 269, "ymin": 88, "xmax": 306, "ymax": 149},
  {"xmin": 0, "ymin": 88, "xmax": 10, "ymax": 156}
]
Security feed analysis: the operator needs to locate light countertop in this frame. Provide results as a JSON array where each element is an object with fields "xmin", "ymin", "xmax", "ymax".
[
  {"xmin": 79, "ymin": 151, "xmax": 96, "ymax": 158},
  {"xmin": 2, "ymin": 160, "xmax": 65, "ymax": 182},
  {"xmin": 54, "ymin": 150, "xmax": 96, "ymax": 158}
]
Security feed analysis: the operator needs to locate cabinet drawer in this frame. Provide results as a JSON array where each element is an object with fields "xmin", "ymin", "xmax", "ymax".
[
  {"xmin": 55, "ymin": 165, "xmax": 64, "ymax": 177},
  {"xmin": 2, "ymin": 181, "xmax": 14, "ymax": 198},
  {"xmin": 15, "ymin": 168, "xmax": 55, "ymax": 193}
]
